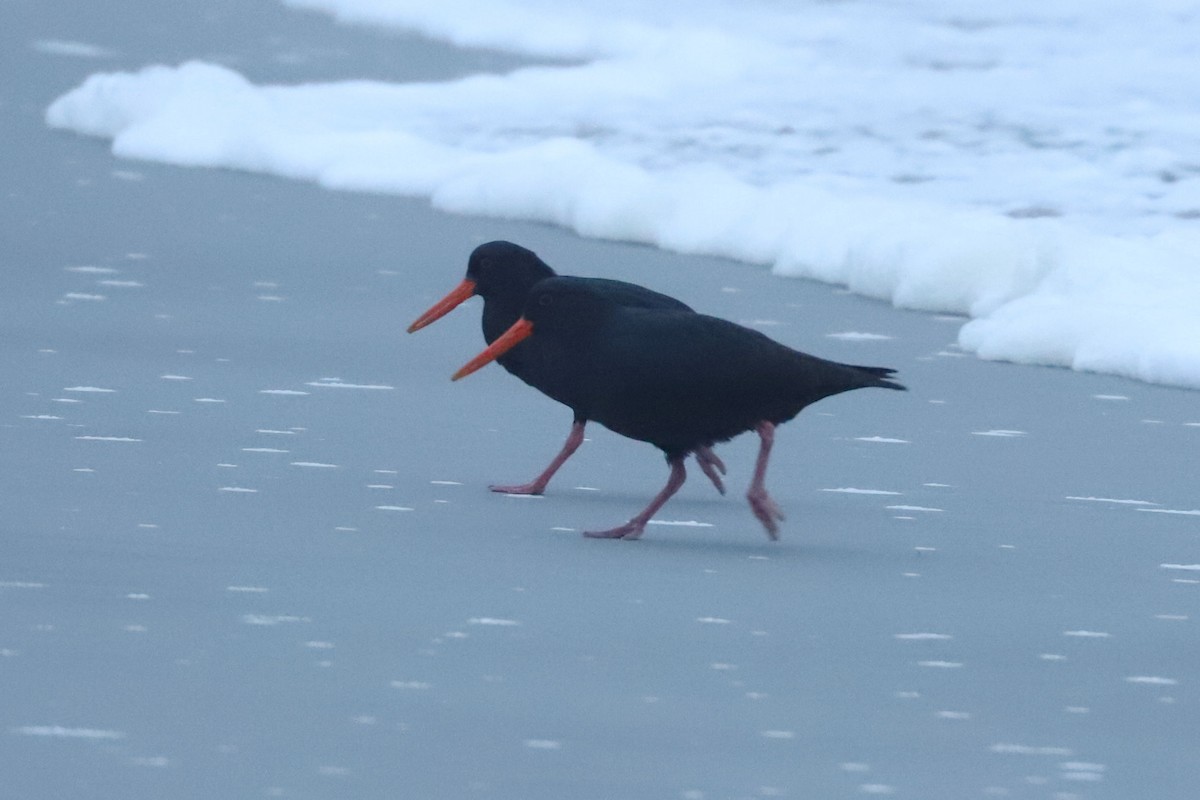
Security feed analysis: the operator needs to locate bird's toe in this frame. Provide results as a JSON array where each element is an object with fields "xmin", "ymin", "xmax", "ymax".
[
  {"xmin": 584, "ymin": 521, "xmax": 644, "ymax": 540},
  {"xmin": 747, "ymin": 491, "xmax": 785, "ymax": 539},
  {"xmin": 696, "ymin": 459, "xmax": 726, "ymax": 495}
]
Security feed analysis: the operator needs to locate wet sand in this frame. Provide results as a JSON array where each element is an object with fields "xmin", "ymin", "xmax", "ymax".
[{"xmin": 2, "ymin": 2, "xmax": 1197, "ymax": 798}]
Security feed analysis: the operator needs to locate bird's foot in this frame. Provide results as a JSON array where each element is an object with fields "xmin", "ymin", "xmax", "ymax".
[
  {"xmin": 694, "ymin": 447, "xmax": 727, "ymax": 495},
  {"xmin": 696, "ymin": 447, "xmax": 726, "ymax": 475},
  {"xmin": 488, "ymin": 481, "xmax": 546, "ymax": 496},
  {"xmin": 746, "ymin": 487, "xmax": 785, "ymax": 541},
  {"xmin": 583, "ymin": 520, "xmax": 645, "ymax": 540}
]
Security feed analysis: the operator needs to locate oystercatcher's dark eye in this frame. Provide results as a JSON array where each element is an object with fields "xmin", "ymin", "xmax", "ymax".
[{"xmin": 538, "ymin": 294, "xmax": 553, "ymax": 306}]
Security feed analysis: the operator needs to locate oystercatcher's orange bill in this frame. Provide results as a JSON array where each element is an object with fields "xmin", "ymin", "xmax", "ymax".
[
  {"xmin": 407, "ymin": 278, "xmax": 477, "ymax": 333},
  {"xmin": 452, "ymin": 318, "xmax": 534, "ymax": 381}
]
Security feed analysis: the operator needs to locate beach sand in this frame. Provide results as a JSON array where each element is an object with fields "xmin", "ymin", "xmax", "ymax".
[{"xmin": 2, "ymin": 2, "xmax": 1197, "ymax": 798}]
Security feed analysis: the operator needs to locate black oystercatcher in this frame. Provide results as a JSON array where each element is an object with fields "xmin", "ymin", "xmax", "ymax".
[
  {"xmin": 452, "ymin": 276, "xmax": 906, "ymax": 540},
  {"xmin": 408, "ymin": 241, "xmax": 728, "ymax": 494}
]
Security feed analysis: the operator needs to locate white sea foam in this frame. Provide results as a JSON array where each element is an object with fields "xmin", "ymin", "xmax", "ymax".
[
  {"xmin": 936, "ymin": 711, "xmax": 971, "ymax": 720},
  {"xmin": 65, "ymin": 265, "xmax": 118, "ymax": 274},
  {"xmin": 44, "ymin": 0, "xmax": 1200, "ymax": 389},
  {"xmin": 991, "ymin": 743, "xmax": 1074, "ymax": 756},
  {"xmin": 894, "ymin": 633, "xmax": 952, "ymax": 641},
  {"xmin": 1125, "ymin": 675, "xmax": 1178, "ymax": 686},
  {"xmin": 242, "ymin": 614, "xmax": 310, "ymax": 625},
  {"xmin": 32, "ymin": 40, "xmax": 117, "ymax": 59},
  {"xmin": 524, "ymin": 739, "xmax": 562, "ymax": 749},
  {"xmin": 305, "ymin": 380, "xmax": 395, "ymax": 390},
  {"xmin": 14, "ymin": 725, "xmax": 125, "ymax": 739},
  {"xmin": 827, "ymin": 332, "xmax": 894, "ymax": 342},
  {"xmin": 760, "ymin": 730, "xmax": 795, "ymax": 740},
  {"xmin": 1066, "ymin": 496, "xmax": 1157, "ymax": 506}
]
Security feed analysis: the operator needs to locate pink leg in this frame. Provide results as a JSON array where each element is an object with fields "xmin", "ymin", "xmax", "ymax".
[
  {"xmin": 490, "ymin": 421, "xmax": 585, "ymax": 495},
  {"xmin": 746, "ymin": 422, "xmax": 786, "ymax": 540},
  {"xmin": 585, "ymin": 457, "xmax": 687, "ymax": 540},
  {"xmin": 693, "ymin": 446, "xmax": 726, "ymax": 495}
]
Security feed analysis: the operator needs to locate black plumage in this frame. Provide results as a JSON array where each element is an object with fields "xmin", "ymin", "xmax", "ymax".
[
  {"xmin": 409, "ymin": 241, "xmax": 728, "ymax": 494},
  {"xmin": 454, "ymin": 276, "xmax": 906, "ymax": 540}
]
